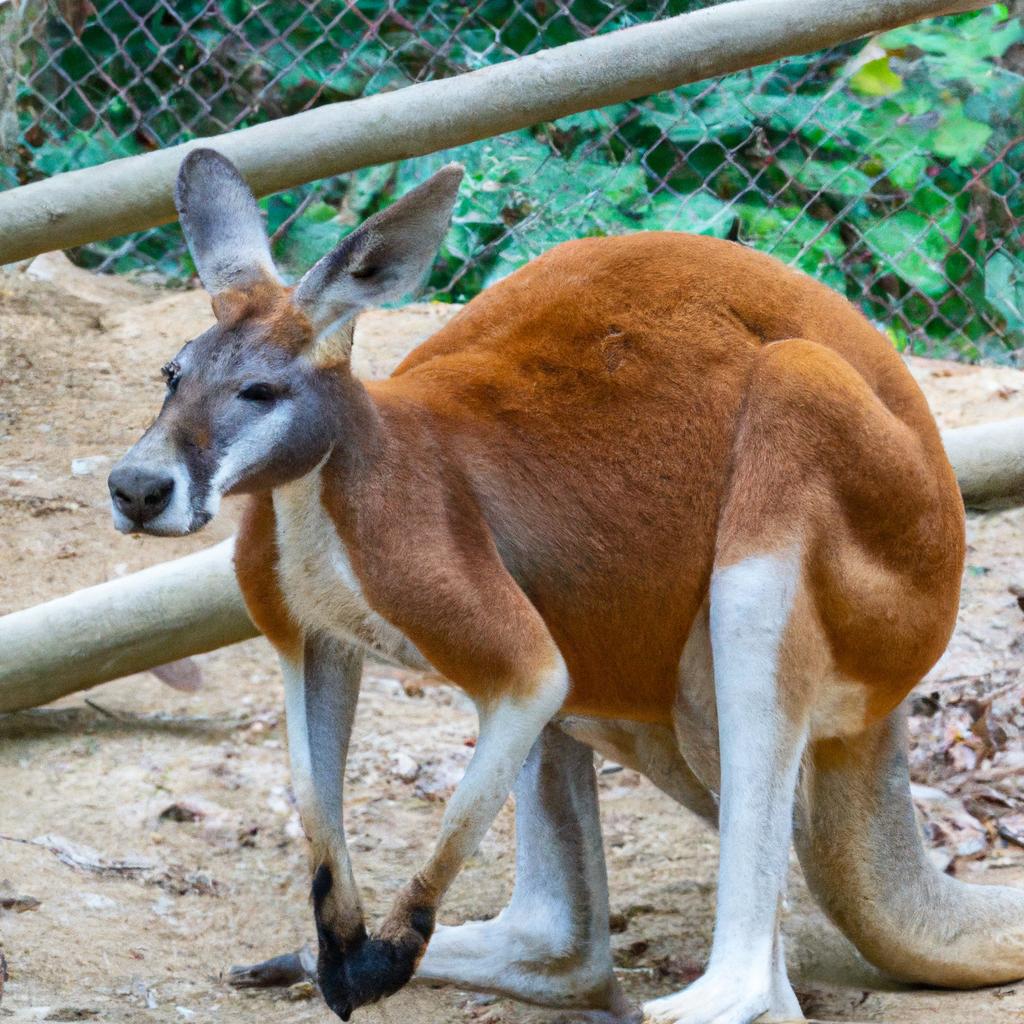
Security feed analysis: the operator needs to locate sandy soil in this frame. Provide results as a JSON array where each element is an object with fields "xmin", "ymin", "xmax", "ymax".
[{"xmin": 1, "ymin": 254, "xmax": 1023, "ymax": 1024}]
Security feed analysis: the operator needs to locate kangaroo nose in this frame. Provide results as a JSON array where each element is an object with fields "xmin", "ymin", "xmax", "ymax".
[{"xmin": 108, "ymin": 466, "xmax": 174, "ymax": 525}]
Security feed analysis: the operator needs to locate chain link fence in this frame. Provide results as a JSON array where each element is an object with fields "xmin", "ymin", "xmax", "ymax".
[{"xmin": 1, "ymin": 0, "xmax": 1022, "ymax": 361}]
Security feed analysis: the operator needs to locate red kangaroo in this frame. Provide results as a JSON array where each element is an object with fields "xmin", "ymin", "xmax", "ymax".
[{"xmin": 109, "ymin": 149, "xmax": 1024, "ymax": 1024}]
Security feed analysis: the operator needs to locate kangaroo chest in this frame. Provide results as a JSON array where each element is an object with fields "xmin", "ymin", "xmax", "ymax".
[{"xmin": 272, "ymin": 470, "xmax": 427, "ymax": 668}]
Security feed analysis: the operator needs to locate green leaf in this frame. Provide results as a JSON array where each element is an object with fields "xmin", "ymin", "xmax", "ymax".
[
  {"xmin": 882, "ymin": 150, "xmax": 929, "ymax": 191},
  {"xmin": 776, "ymin": 157, "xmax": 874, "ymax": 198},
  {"xmin": 639, "ymin": 191, "xmax": 734, "ymax": 238},
  {"xmin": 858, "ymin": 206, "xmax": 962, "ymax": 297},
  {"xmin": 882, "ymin": 9, "xmax": 1023, "ymax": 62},
  {"xmin": 273, "ymin": 217, "xmax": 344, "ymax": 276},
  {"xmin": 850, "ymin": 58, "xmax": 903, "ymax": 97},
  {"xmin": 932, "ymin": 109, "xmax": 992, "ymax": 166},
  {"xmin": 985, "ymin": 251, "xmax": 1024, "ymax": 333},
  {"xmin": 737, "ymin": 204, "xmax": 847, "ymax": 291},
  {"xmin": 303, "ymin": 201, "xmax": 340, "ymax": 225}
]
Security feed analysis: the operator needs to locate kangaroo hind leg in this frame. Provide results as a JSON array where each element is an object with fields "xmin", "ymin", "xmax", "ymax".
[
  {"xmin": 645, "ymin": 547, "xmax": 810, "ymax": 1024},
  {"xmin": 798, "ymin": 708, "xmax": 1024, "ymax": 988},
  {"xmin": 646, "ymin": 340, "xmax": 861, "ymax": 1023}
]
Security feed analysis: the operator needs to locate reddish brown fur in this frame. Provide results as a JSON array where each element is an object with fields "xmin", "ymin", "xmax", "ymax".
[
  {"xmin": 236, "ymin": 233, "xmax": 964, "ymax": 729},
  {"xmin": 212, "ymin": 279, "xmax": 313, "ymax": 351},
  {"xmin": 235, "ymin": 493, "xmax": 302, "ymax": 660}
]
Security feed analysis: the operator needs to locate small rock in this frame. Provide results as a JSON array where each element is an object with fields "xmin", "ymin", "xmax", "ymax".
[
  {"xmin": 391, "ymin": 752, "xmax": 420, "ymax": 783},
  {"xmin": 158, "ymin": 796, "xmax": 228, "ymax": 824},
  {"xmin": 71, "ymin": 455, "xmax": 110, "ymax": 477},
  {"xmin": 997, "ymin": 813, "xmax": 1024, "ymax": 848},
  {"xmin": 79, "ymin": 892, "xmax": 117, "ymax": 912},
  {"xmin": 159, "ymin": 803, "xmax": 204, "ymax": 824},
  {"xmin": 614, "ymin": 939, "xmax": 650, "ymax": 968},
  {"xmin": 266, "ymin": 789, "xmax": 291, "ymax": 816},
  {"xmin": 955, "ymin": 834, "xmax": 988, "ymax": 859},
  {"xmin": 151, "ymin": 894, "xmax": 177, "ymax": 921}
]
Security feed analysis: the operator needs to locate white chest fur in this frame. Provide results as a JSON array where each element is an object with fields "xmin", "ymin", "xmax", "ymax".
[{"xmin": 272, "ymin": 469, "xmax": 426, "ymax": 667}]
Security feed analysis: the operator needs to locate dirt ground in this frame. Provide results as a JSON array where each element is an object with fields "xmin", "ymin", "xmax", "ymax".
[{"xmin": 1, "ymin": 254, "xmax": 1023, "ymax": 1024}]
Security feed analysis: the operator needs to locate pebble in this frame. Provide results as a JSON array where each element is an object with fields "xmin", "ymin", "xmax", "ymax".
[
  {"xmin": 79, "ymin": 892, "xmax": 118, "ymax": 912},
  {"xmin": 71, "ymin": 455, "xmax": 110, "ymax": 477},
  {"xmin": 391, "ymin": 751, "xmax": 420, "ymax": 783}
]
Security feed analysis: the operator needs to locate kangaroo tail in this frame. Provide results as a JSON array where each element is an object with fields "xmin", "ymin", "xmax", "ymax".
[{"xmin": 794, "ymin": 707, "xmax": 1024, "ymax": 988}]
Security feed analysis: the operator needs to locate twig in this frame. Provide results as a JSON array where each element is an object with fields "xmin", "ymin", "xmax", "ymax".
[
  {"xmin": 84, "ymin": 697, "xmax": 126, "ymax": 721},
  {"xmin": 268, "ymin": 190, "xmax": 319, "ymax": 247},
  {"xmin": 0, "ymin": 833, "xmax": 33, "ymax": 848},
  {"xmin": 0, "ymin": 832, "xmax": 155, "ymax": 874},
  {"xmin": 7, "ymin": 704, "xmax": 259, "ymax": 731}
]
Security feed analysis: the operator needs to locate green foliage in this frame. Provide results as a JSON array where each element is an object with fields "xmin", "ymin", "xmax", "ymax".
[
  {"xmin": 8, "ymin": 1, "xmax": 1023, "ymax": 359},
  {"xmin": 850, "ymin": 57, "xmax": 905, "ymax": 97}
]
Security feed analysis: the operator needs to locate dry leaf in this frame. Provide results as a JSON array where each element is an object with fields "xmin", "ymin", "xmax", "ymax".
[
  {"xmin": 0, "ymin": 893, "xmax": 41, "ymax": 913},
  {"xmin": 150, "ymin": 657, "xmax": 203, "ymax": 692},
  {"xmin": 57, "ymin": 0, "xmax": 95, "ymax": 36}
]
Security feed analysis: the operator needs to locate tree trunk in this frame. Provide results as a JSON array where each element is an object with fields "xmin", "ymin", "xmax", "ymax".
[{"xmin": 942, "ymin": 417, "xmax": 1024, "ymax": 511}]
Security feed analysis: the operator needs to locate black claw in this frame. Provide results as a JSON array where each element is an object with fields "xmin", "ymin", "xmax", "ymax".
[
  {"xmin": 227, "ymin": 944, "xmax": 317, "ymax": 989},
  {"xmin": 312, "ymin": 865, "xmax": 435, "ymax": 1021}
]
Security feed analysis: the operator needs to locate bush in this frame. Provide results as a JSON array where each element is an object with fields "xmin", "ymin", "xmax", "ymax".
[{"xmin": 7, "ymin": 1, "xmax": 1023, "ymax": 359}]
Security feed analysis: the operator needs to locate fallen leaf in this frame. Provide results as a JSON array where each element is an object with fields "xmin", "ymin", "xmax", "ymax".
[
  {"xmin": 150, "ymin": 658, "xmax": 203, "ymax": 693},
  {"xmin": 0, "ymin": 893, "xmax": 41, "ymax": 913},
  {"xmin": 998, "ymin": 813, "xmax": 1024, "ymax": 849}
]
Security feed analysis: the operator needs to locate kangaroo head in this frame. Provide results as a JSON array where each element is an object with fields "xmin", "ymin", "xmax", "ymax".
[{"xmin": 108, "ymin": 149, "xmax": 462, "ymax": 536}]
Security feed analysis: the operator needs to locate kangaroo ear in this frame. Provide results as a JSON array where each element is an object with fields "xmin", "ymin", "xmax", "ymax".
[
  {"xmin": 294, "ymin": 163, "xmax": 463, "ymax": 336},
  {"xmin": 174, "ymin": 148, "xmax": 279, "ymax": 295}
]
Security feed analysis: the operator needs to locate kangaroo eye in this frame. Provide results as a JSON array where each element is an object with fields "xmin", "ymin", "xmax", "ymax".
[
  {"xmin": 161, "ymin": 361, "xmax": 181, "ymax": 393},
  {"xmin": 239, "ymin": 382, "xmax": 276, "ymax": 402}
]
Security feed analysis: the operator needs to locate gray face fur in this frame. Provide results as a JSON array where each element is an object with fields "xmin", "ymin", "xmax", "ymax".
[
  {"xmin": 108, "ymin": 148, "xmax": 463, "ymax": 536},
  {"xmin": 109, "ymin": 318, "xmax": 337, "ymax": 536}
]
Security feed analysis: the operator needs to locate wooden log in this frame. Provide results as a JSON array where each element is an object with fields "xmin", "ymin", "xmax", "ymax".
[
  {"xmin": 0, "ymin": 416, "xmax": 1019, "ymax": 713},
  {"xmin": 943, "ymin": 417, "xmax": 1024, "ymax": 511},
  {"xmin": 0, "ymin": 539, "xmax": 257, "ymax": 713},
  {"xmin": 0, "ymin": 0, "xmax": 984, "ymax": 265}
]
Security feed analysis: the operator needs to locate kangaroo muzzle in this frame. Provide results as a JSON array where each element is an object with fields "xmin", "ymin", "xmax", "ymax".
[{"xmin": 108, "ymin": 464, "xmax": 175, "ymax": 528}]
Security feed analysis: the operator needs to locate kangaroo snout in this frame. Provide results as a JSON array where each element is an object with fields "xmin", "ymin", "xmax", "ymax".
[{"xmin": 108, "ymin": 464, "xmax": 175, "ymax": 528}]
